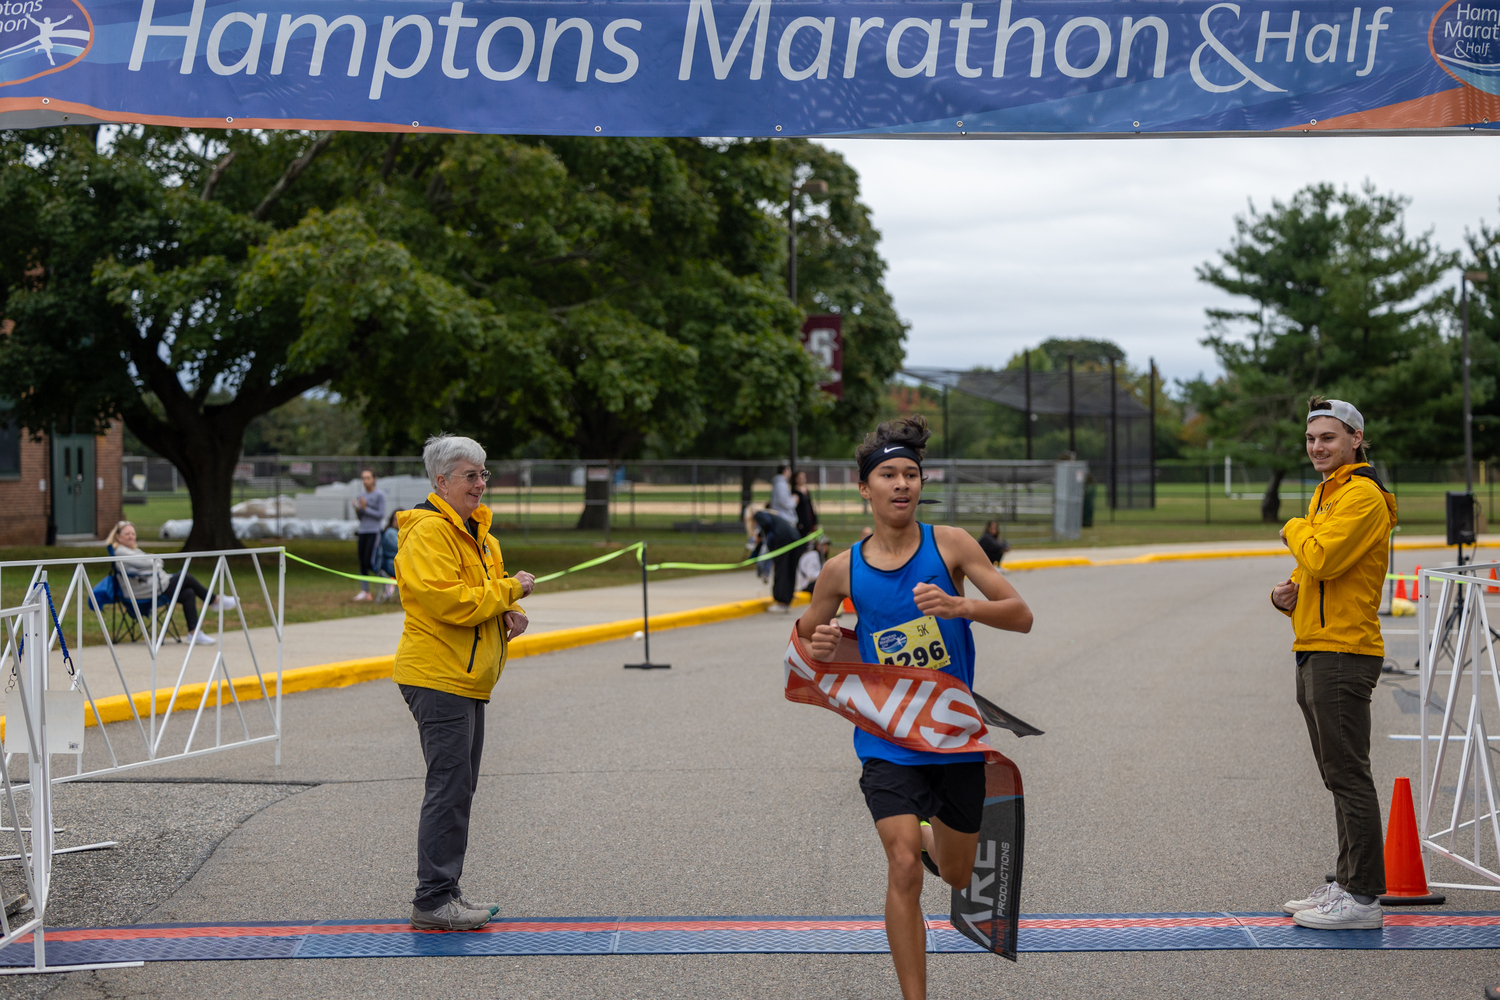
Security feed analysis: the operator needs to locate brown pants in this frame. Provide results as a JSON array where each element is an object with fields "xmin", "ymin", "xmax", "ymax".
[{"xmin": 1295, "ymin": 651, "xmax": 1386, "ymax": 897}]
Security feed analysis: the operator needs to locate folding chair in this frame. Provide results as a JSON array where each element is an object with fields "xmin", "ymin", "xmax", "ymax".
[{"xmin": 93, "ymin": 547, "xmax": 182, "ymax": 645}]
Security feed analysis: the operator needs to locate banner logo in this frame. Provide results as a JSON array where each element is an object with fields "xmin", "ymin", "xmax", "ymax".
[
  {"xmin": 1430, "ymin": 0, "xmax": 1500, "ymax": 93},
  {"xmin": 0, "ymin": 0, "xmax": 91, "ymax": 86}
]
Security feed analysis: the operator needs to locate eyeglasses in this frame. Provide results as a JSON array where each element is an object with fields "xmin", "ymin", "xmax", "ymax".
[{"xmin": 456, "ymin": 469, "xmax": 491, "ymax": 485}]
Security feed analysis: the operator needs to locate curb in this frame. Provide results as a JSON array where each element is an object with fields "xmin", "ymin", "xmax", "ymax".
[
  {"xmin": 24, "ymin": 592, "xmax": 812, "ymax": 732},
  {"xmin": 1004, "ymin": 539, "xmax": 1500, "ymax": 573}
]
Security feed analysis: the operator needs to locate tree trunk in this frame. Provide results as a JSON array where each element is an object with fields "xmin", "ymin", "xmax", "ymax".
[
  {"xmin": 1260, "ymin": 468, "xmax": 1285, "ymax": 523},
  {"xmin": 170, "ymin": 445, "xmax": 244, "ymax": 550},
  {"xmin": 575, "ymin": 475, "xmax": 611, "ymax": 531}
]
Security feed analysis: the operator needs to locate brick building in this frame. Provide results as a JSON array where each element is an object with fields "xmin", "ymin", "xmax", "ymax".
[{"xmin": 0, "ymin": 418, "xmax": 124, "ymax": 546}]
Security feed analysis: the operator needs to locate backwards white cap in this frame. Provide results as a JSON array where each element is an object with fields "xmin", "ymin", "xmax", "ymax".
[{"xmin": 1307, "ymin": 399, "xmax": 1364, "ymax": 433}]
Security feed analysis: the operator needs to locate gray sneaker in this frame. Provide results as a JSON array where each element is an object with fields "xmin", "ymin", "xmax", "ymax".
[
  {"xmin": 456, "ymin": 895, "xmax": 500, "ymax": 916},
  {"xmin": 1283, "ymin": 880, "xmax": 1341, "ymax": 914},
  {"xmin": 410, "ymin": 898, "xmax": 492, "ymax": 931}
]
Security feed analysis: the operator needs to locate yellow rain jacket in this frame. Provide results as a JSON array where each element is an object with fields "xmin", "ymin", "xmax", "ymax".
[
  {"xmin": 393, "ymin": 493, "xmax": 526, "ymax": 701},
  {"xmin": 1275, "ymin": 462, "xmax": 1397, "ymax": 657}
]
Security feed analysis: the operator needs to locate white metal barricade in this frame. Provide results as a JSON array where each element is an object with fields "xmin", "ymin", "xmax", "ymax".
[
  {"xmin": 0, "ymin": 548, "xmax": 285, "ymax": 784},
  {"xmin": 0, "ymin": 579, "xmax": 144, "ymax": 975},
  {"xmin": 1417, "ymin": 560, "xmax": 1500, "ymax": 892}
]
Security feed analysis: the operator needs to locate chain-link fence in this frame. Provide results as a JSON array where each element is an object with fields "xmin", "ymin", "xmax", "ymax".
[
  {"xmin": 118, "ymin": 453, "xmax": 1499, "ymax": 541},
  {"xmin": 120, "ymin": 455, "xmax": 1082, "ymax": 541},
  {"xmin": 1151, "ymin": 459, "xmax": 1499, "ymax": 528}
]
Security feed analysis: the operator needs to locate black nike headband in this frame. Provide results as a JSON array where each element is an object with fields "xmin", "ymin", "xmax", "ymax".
[{"xmin": 859, "ymin": 445, "xmax": 923, "ymax": 482}]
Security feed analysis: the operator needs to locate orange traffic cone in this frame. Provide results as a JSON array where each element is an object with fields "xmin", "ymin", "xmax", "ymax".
[
  {"xmin": 1413, "ymin": 565, "xmax": 1422, "ymax": 598},
  {"xmin": 1489, "ymin": 568, "xmax": 1498, "ymax": 595},
  {"xmin": 841, "ymin": 597, "xmax": 855, "ymax": 615},
  {"xmin": 1394, "ymin": 575, "xmax": 1408, "ymax": 601},
  {"xmin": 1380, "ymin": 776, "xmax": 1446, "ymax": 906}
]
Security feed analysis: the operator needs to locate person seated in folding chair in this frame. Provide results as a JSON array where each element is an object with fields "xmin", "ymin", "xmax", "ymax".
[{"xmin": 103, "ymin": 521, "xmax": 236, "ymax": 645}]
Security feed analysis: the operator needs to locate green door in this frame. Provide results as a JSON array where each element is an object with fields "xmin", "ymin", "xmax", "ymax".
[{"xmin": 52, "ymin": 433, "xmax": 95, "ymax": 537}]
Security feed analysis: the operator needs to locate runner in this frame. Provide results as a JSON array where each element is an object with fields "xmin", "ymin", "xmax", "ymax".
[{"xmin": 795, "ymin": 414, "xmax": 1033, "ymax": 1000}]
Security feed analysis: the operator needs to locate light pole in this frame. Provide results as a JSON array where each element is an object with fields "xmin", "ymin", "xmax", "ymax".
[
  {"xmin": 787, "ymin": 177, "xmax": 827, "ymax": 477},
  {"xmin": 1463, "ymin": 268, "xmax": 1490, "ymax": 492}
]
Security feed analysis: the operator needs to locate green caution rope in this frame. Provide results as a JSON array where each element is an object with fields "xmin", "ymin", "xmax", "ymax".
[
  {"xmin": 281, "ymin": 528, "xmax": 825, "ymax": 589},
  {"xmin": 532, "ymin": 543, "xmax": 644, "ymax": 584},
  {"xmin": 285, "ymin": 551, "xmax": 392, "ymax": 585},
  {"xmin": 647, "ymin": 529, "xmax": 824, "ymax": 571}
]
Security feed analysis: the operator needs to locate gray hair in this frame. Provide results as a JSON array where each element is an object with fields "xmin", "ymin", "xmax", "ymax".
[{"xmin": 423, "ymin": 434, "xmax": 486, "ymax": 487}]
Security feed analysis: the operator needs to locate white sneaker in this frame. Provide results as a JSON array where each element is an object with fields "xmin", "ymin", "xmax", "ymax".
[
  {"xmin": 1292, "ymin": 889, "xmax": 1383, "ymax": 930},
  {"xmin": 353, "ymin": 591, "xmax": 373, "ymax": 602},
  {"xmin": 1283, "ymin": 880, "xmax": 1341, "ymax": 914},
  {"xmin": 214, "ymin": 596, "xmax": 238, "ymax": 611},
  {"xmin": 191, "ymin": 633, "xmax": 217, "ymax": 646}
]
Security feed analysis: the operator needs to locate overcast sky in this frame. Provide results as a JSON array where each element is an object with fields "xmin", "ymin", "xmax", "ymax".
[{"xmin": 818, "ymin": 136, "xmax": 1499, "ymax": 392}]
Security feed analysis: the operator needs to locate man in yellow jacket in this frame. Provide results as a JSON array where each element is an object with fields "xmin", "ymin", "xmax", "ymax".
[
  {"xmin": 395, "ymin": 434, "xmax": 533, "ymax": 931},
  {"xmin": 1271, "ymin": 398, "xmax": 1397, "ymax": 931}
]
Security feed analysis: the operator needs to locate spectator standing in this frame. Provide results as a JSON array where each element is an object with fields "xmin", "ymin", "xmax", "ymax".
[
  {"xmin": 353, "ymin": 468, "xmax": 388, "ymax": 602},
  {"xmin": 793, "ymin": 469, "xmax": 818, "ymax": 544},
  {"xmin": 395, "ymin": 434, "xmax": 533, "ymax": 931},
  {"xmin": 104, "ymin": 521, "xmax": 237, "ymax": 644},
  {"xmin": 977, "ymin": 521, "xmax": 1011, "ymax": 566},
  {"xmin": 1271, "ymin": 398, "xmax": 1396, "ymax": 931},
  {"xmin": 769, "ymin": 464, "xmax": 799, "ymax": 525}
]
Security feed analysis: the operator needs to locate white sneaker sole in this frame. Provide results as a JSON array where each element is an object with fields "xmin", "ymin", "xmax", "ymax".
[{"xmin": 1292, "ymin": 910, "xmax": 1383, "ymax": 930}]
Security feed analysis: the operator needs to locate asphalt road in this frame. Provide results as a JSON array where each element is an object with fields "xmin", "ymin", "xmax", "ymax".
[{"xmin": 12, "ymin": 549, "xmax": 1499, "ymax": 999}]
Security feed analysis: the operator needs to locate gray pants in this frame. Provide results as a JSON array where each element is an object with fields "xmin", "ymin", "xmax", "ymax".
[
  {"xmin": 400, "ymin": 684, "xmax": 485, "ymax": 911},
  {"xmin": 1295, "ymin": 651, "xmax": 1386, "ymax": 897}
]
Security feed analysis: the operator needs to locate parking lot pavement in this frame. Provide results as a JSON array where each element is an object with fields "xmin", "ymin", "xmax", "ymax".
[{"xmin": 21, "ymin": 552, "xmax": 1500, "ymax": 999}]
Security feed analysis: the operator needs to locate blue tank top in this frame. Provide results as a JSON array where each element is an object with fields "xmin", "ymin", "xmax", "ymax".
[{"xmin": 848, "ymin": 522, "xmax": 983, "ymax": 766}]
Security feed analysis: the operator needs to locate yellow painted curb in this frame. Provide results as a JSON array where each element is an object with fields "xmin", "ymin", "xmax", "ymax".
[
  {"xmin": 1006, "ymin": 550, "xmax": 1285, "ymax": 571},
  {"xmin": 1005, "ymin": 539, "xmax": 1500, "ymax": 573},
  {"xmin": 2, "ymin": 591, "xmax": 812, "ymax": 735},
  {"xmin": 1003, "ymin": 557, "xmax": 1094, "ymax": 571}
]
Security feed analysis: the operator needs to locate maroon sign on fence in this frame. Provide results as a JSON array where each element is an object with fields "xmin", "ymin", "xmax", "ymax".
[{"xmin": 799, "ymin": 315, "xmax": 843, "ymax": 400}]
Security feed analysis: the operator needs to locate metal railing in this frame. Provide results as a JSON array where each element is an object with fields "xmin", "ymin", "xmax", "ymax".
[
  {"xmin": 0, "ymin": 548, "xmax": 285, "ymax": 783},
  {"xmin": 0, "ymin": 579, "xmax": 145, "ymax": 975},
  {"xmin": 1416, "ymin": 561, "xmax": 1500, "ymax": 893}
]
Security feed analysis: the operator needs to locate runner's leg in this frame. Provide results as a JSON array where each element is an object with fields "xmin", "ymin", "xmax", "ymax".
[
  {"xmin": 922, "ymin": 816, "xmax": 980, "ymax": 891},
  {"xmin": 875, "ymin": 814, "xmax": 928, "ymax": 1000}
]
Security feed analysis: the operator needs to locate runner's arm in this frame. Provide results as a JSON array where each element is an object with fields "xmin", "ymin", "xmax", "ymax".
[
  {"xmin": 796, "ymin": 550, "xmax": 850, "ymax": 659},
  {"xmin": 917, "ymin": 526, "xmax": 1032, "ymax": 633}
]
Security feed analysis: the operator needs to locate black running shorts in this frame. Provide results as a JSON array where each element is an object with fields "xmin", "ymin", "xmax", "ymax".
[{"xmin": 858, "ymin": 758, "xmax": 986, "ymax": 834}]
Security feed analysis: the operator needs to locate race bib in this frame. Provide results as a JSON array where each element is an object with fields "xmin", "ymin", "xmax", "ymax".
[{"xmin": 871, "ymin": 615, "xmax": 949, "ymax": 670}]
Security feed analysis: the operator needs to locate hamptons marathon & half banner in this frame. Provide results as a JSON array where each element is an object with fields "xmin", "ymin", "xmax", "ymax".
[{"xmin": 1, "ymin": 0, "xmax": 1497, "ymax": 135}]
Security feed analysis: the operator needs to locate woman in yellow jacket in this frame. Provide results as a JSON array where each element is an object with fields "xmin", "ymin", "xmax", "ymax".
[
  {"xmin": 1271, "ymin": 399, "xmax": 1396, "ymax": 932},
  {"xmin": 394, "ymin": 434, "xmax": 533, "ymax": 932}
]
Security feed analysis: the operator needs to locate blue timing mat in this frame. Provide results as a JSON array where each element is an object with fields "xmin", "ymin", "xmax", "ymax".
[{"xmin": 3, "ymin": 912, "xmax": 1500, "ymax": 965}]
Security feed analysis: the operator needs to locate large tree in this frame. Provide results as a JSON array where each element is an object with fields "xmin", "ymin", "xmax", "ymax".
[
  {"xmin": 406, "ymin": 136, "xmax": 903, "ymax": 525},
  {"xmin": 2, "ymin": 129, "xmax": 901, "ymax": 541},
  {"xmin": 1184, "ymin": 183, "xmax": 1456, "ymax": 521},
  {"xmin": 0, "ymin": 127, "xmax": 502, "ymax": 549}
]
